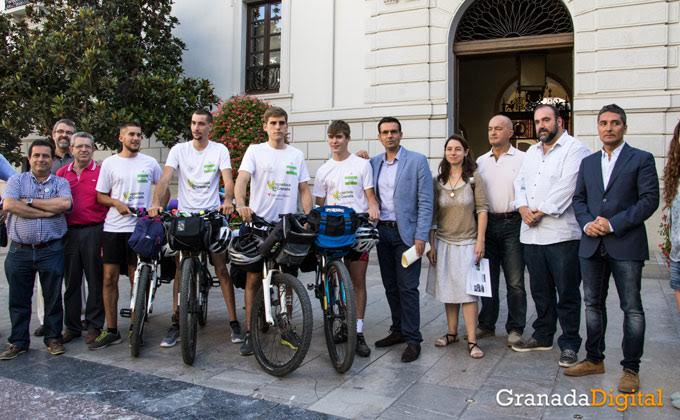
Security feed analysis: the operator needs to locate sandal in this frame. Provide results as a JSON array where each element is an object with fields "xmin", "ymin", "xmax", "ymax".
[
  {"xmin": 468, "ymin": 342, "xmax": 484, "ymax": 359},
  {"xmin": 434, "ymin": 333, "xmax": 458, "ymax": 347}
]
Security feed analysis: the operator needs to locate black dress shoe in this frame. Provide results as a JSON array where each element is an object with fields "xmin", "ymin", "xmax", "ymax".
[
  {"xmin": 33, "ymin": 325, "xmax": 45, "ymax": 337},
  {"xmin": 401, "ymin": 343, "xmax": 421, "ymax": 363},
  {"xmin": 374, "ymin": 331, "xmax": 406, "ymax": 348}
]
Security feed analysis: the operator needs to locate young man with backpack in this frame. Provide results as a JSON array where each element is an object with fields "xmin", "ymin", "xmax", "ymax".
[
  {"xmin": 149, "ymin": 109, "xmax": 241, "ymax": 348},
  {"xmin": 234, "ymin": 106, "xmax": 313, "ymax": 356},
  {"xmin": 312, "ymin": 120, "xmax": 380, "ymax": 357}
]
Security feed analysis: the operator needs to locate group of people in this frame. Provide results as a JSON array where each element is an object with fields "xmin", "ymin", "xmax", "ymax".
[{"xmin": 0, "ymin": 103, "xmax": 678, "ymax": 396}]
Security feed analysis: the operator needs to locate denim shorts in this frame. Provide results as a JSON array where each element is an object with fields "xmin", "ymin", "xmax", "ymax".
[{"xmin": 671, "ymin": 260, "xmax": 680, "ymax": 291}]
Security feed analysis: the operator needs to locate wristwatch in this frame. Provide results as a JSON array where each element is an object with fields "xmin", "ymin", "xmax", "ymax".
[{"xmin": 26, "ymin": 198, "xmax": 33, "ymax": 207}]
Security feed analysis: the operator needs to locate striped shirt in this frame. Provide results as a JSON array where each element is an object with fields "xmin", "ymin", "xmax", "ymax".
[
  {"xmin": 4, "ymin": 172, "xmax": 71, "ymax": 244},
  {"xmin": 513, "ymin": 132, "xmax": 591, "ymax": 245}
]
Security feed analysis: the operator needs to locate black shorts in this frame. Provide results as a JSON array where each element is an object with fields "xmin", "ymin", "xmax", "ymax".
[
  {"xmin": 241, "ymin": 260, "xmax": 298, "ymax": 277},
  {"xmin": 101, "ymin": 231, "xmax": 138, "ymax": 266},
  {"xmin": 345, "ymin": 250, "xmax": 369, "ymax": 263}
]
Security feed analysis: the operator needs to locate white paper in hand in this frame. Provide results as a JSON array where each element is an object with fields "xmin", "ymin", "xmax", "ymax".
[{"xmin": 466, "ymin": 258, "xmax": 492, "ymax": 297}]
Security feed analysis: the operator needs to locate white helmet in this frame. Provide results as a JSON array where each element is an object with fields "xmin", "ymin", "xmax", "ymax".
[
  {"xmin": 228, "ymin": 233, "xmax": 264, "ymax": 266},
  {"xmin": 209, "ymin": 222, "xmax": 232, "ymax": 254},
  {"xmin": 353, "ymin": 225, "xmax": 379, "ymax": 253},
  {"xmin": 161, "ymin": 243, "xmax": 177, "ymax": 257}
]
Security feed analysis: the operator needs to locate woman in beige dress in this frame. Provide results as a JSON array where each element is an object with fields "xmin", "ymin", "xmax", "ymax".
[{"xmin": 427, "ymin": 134, "xmax": 488, "ymax": 358}]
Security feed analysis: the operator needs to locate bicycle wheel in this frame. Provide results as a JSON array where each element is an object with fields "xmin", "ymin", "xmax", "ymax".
[
  {"xmin": 323, "ymin": 260, "xmax": 357, "ymax": 373},
  {"xmin": 251, "ymin": 272, "xmax": 313, "ymax": 377},
  {"xmin": 130, "ymin": 264, "xmax": 151, "ymax": 358},
  {"xmin": 198, "ymin": 263, "xmax": 209, "ymax": 327},
  {"xmin": 179, "ymin": 257, "xmax": 198, "ymax": 365}
]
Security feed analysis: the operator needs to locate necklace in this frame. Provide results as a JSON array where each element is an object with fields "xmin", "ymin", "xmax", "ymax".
[{"xmin": 448, "ymin": 171, "xmax": 462, "ymax": 198}]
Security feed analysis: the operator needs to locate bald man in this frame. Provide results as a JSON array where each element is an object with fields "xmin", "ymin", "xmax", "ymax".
[{"xmin": 474, "ymin": 115, "xmax": 527, "ymax": 346}]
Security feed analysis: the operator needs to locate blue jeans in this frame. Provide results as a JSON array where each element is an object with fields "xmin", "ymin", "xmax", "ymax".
[
  {"xmin": 478, "ymin": 215, "xmax": 526, "ymax": 334},
  {"xmin": 376, "ymin": 224, "xmax": 422, "ymax": 344},
  {"xmin": 581, "ymin": 252, "xmax": 645, "ymax": 372},
  {"xmin": 4, "ymin": 240, "xmax": 65, "ymax": 348},
  {"xmin": 524, "ymin": 240, "xmax": 582, "ymax": 352}
]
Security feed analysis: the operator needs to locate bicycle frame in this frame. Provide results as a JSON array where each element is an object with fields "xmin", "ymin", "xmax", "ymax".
[{"xmin": 261, "ymin": 262, "xmax": 289, "ymax": 326}]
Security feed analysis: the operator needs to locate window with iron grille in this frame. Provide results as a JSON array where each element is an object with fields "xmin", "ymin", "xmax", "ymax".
[{"xmin": 246, "ymin": 1, "xmax": 281, "ymax": 93}]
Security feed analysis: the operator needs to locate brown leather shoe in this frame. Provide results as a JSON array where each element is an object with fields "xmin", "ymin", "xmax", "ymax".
[
  {"xmin": 46, "ymin": 340, "xmax": 65, "ymax": 356},
  {"xmin": 85, "ymin": 328, "xmax": 100, "ymax": 345},
  {"xmin": 618, "ymin": 369, "xmax": 640, "ymax": 393},
  {"xmin": 401, "ymin": 343, "xmax": 421, "ymax": 363},
  {"xmin": 0, "ymin": 344, "xmax": 28, "ymax": 361},
  {"xmin": 563, "ymin": 359, "xmax": 605, "ymax": 377},
  {"xmin": 62, "ymin": 330, "xmax": 81, "ymax": 344}
]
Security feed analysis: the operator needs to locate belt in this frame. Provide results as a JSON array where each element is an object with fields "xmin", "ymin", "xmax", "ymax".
[
  {"xmin": 378, "ymin": 220, "xmax": 398, "ymax": 228},
  {"xmin": 14, "ymin": 239, "xmax": 60, "ymax": 249},
  {"xmin": 488, "ymin": 212, "xmax": 519, "ymax": 220},
  {"xmin": 69, "ymin": 222, "xmax": 103, "ymax": 230}
]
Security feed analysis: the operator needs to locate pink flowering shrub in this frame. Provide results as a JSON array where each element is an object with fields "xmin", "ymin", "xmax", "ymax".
[{"xmin": 211, "ymin": 95, "xmax": 269, "ymax": 176}]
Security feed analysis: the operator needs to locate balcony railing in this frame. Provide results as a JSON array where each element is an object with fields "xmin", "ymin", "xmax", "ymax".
[{"xmin": 4, "ymin": 0, "xmax": 31, "ymax": 10}]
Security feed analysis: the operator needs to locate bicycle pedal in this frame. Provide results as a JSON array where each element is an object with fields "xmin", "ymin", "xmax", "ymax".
[
  {"xmin": 306, "ymin": 283, "xmax": 314, "ymax": 291},
  {"xmin": 159, "ymin": 278, "xmax": 173, "ymax": 284},
  {"xmin": 211, "ymin": 280, "xmax": 221, "ymax": 287},
  {"xmin": 119, "ymin": 308, "xmax": 132, "ymax": 318}
]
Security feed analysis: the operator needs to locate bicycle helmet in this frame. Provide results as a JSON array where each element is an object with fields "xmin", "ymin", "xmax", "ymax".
[
  {"xmin": 161, "ymin": 243, "xmax": 177, "ymax": 257},
  {"xmin": 228, "ymin": 233, "xmax": 264, "ymax": 267},
  {"xmin": 209, "ymin": 219, "xmax": 232, "ymax": 254},
  {"xmin": 353, "ymin": 225, "xmax": 379, "ymax": 253}
]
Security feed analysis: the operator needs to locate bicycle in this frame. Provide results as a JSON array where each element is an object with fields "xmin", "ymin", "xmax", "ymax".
[
  {"xmin": 309, "ymin": 210, "xmax": 374, "ymax": 373},
  {"xmin": 122, "ymin": 208, "xmax": 175, "ymax": 358},
  {"xmin": 231, "ymin": 213, "xmax": 314, "ymax": 377},
  {"xmin": 166, "ymin": 210, "xmax": 229, "ymax": 365}
]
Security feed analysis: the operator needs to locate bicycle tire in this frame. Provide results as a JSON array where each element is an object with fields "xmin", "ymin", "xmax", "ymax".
[
  {"xmin": 130, "ymin": 264, "xmax": 151, "ymax": 358},
  {"xmin": 251, "ymin": 272, "xmax": 313, "ymax": 377},
  {"xmin": 180, "ymin": 257, "xmax": 198, "ymax": 365},
  {"xmin": 198, "ymin": 262, "xmax": 209, "ymax": 327},
  {"xmin": 323, "ymin": 260, "xmax": 357, "ymax": 373}
]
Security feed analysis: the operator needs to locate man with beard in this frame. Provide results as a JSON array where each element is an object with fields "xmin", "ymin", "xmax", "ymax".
[
  {"xmin": 511, "ymin": 104, "xmax": 590, "ymax": 369},
  {"xmin": 150, "ymin": 109, "xmax": 242, "ymax": 348},
  {"xmin": 90, "ymin": 122, "xmax": 162, "ymax": 349},
  {"xmin": 51, "ymin": 119, "xmax": 75, "ymax": 173}
]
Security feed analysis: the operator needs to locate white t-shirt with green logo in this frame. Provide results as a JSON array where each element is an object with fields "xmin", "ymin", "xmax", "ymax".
[
  {"xmin": 96, "ymin": 153, "xmax": 162, "ymax": 232},
  {"xmin": 239, "ymin": 142, "xmax": 310, "ymax": 222},
  {"xmin": 312, "ymin": 154, "xmax": 373, "ymax": 212},
  {"xmin": 165, "ymin": 141, "xmax": 231, "ymax": 212}
]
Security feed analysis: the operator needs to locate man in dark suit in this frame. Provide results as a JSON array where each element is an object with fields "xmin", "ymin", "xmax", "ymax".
[
  {"xmin": 565, "ymin": 104, "xmax": 659, "ymax": 394},
  {"xmin": 369, "ymin": 117, "xmax": 433, "ymax": 363}
]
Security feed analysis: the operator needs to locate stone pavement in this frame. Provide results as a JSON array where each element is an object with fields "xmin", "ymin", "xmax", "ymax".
[{"xmin": 0, "ymin": 250, "xmax": 679, "ymax": 419}]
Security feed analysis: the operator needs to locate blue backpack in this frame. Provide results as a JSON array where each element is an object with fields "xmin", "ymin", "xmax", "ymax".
[
  {"xmin": 128, "ymin": 216, "xmax": 166, "ymax": 259},
  {"xmin": 308, "ymin": 205, "xmax": 357, "ymax": 250}
]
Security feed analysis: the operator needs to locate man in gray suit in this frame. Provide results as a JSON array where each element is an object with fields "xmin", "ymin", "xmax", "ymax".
[{"xmin": 369, "ymin": 117, "xmax": 433, "ymax": 362}]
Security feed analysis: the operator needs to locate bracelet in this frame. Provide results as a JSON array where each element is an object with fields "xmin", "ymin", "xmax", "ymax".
[{"xmin": 236, "ymin": 205, "xmax": 247, "ymax": 210}]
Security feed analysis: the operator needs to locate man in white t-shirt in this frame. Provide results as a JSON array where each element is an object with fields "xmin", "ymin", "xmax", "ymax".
[
  {"xmin": 234, "ymin": 106, "xmax": 313, "ymax": 356},
  {"xmin": 150, "ymin": 109, "xmax": 241, "ymax": 348},
  {"xmin": 90, "ymin": 122, "xmax": 163, "ymax": 350},
  {"xmin": 313, "ymin": 120, "xmax": 380, "ymax": 358}
]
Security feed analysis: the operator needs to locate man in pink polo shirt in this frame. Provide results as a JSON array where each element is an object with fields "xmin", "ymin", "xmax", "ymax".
[{"xmin": 56, "ymin": 132, "xmax": 108, "ymax": 344}]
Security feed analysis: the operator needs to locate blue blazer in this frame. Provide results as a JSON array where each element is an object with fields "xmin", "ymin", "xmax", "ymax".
[
  {"xmin": 370, "ymin": 147, "xmax": 433, "ymax": 247},
  {"xmin": 573, "ymin": 143, "xmax": 659, "ymax": 260}
]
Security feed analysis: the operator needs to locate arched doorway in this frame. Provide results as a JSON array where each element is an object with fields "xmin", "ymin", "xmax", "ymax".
[{"xmin": 450, "ymin": 0, "xmax": 574, "ymax": 158}]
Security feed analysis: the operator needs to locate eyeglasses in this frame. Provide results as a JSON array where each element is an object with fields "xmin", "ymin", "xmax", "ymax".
[{"xmin": 55, "ymin": 129, "xmax": 74, "ymax": 135}]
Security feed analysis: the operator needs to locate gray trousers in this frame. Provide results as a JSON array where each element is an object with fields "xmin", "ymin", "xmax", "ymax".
[{"xmin": 63, "ymin": 224, "xmax": 105, "ymax": 332}]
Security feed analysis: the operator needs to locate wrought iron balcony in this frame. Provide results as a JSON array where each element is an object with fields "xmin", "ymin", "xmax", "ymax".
[{"xmin": 4, "ymin": 0, "xmax": 31, "ymax": 10}]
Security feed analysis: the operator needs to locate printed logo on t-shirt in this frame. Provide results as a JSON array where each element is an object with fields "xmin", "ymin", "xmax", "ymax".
[
  {"xmin": 344, "ymin": 175, "xmax": 358, "ymax": 186},
  {"xmin": 203, "ymin": 163, "xmax": 217, "ymax": 174},
  {"xmin": 285, "ymin": 164, "xmax": 298, "ymax": 176},
  {"xmin": 136, "ymin": 172, "xmax": 150, "ymax": 183},
  {"xmin": 122, "ymin": 191, "xmax": 145, "ymax": 204},
  {"xmin": 186, "ymin": 178, "xmax": 210, "ymax": 190},
  {"xmin": 266, "ymin": 180, "xmax": 292, "ymax": 198}
]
